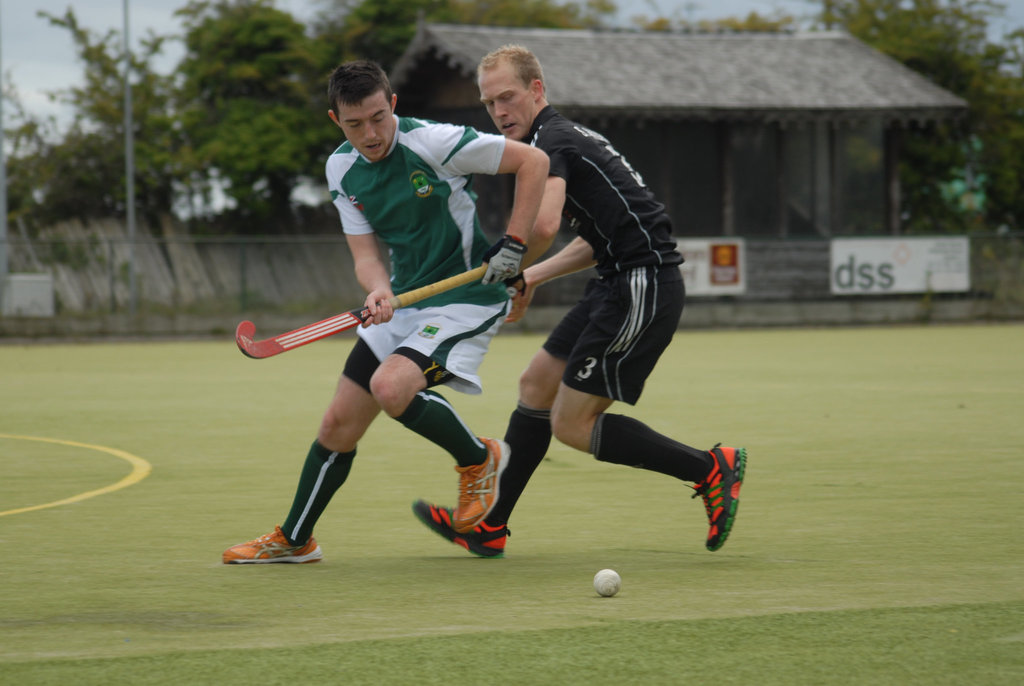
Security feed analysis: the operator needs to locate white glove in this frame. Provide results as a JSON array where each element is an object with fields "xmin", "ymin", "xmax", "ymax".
[{"xmin": 482, "ymin": 235, "xmax": 527, "ymax": 284}]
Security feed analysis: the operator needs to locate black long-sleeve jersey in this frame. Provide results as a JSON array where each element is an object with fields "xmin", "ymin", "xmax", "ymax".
[{"xmin": 525, "ymin": 106, "xmax": 683, "ymax": 277}]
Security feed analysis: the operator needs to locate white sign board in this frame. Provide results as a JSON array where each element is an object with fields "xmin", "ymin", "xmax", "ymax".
[
  {"xmin": 830, "ymin": 237, "xmax": 970, "ymax": 295},
  {"xmin": 2, "ymin": 274, "xmax": 55, "ymax": 317},
  {"xmin": 678, "ymin": 239, "xmax": 746, "ymax": 296}
]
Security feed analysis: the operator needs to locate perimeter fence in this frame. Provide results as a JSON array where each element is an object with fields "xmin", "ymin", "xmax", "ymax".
[{"xmin": 0, "ymin": 222, "xmax": 1022, "ymax": 334}]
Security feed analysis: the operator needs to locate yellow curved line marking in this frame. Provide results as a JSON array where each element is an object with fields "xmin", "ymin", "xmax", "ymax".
[{"xmin": 0, "ymin": 433, "xmax": 152, "ymax": 517}]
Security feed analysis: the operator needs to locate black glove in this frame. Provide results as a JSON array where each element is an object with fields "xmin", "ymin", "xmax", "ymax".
[
  {"xmin": 482, "ymin": 235, "xmax": 527, "ymax": 284},
  {"xmin": 503, "ymin": 272, "xmax": 527, "ymax": 298}
]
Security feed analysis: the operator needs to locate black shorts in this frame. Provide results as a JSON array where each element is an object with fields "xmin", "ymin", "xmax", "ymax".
[
  {"xmin": 342, "ymin": 339, "xmax": 454, "ymax": 393},
  {"xmin": 543, "ymin": 266, "xmax": 684, "ymax": 405}
]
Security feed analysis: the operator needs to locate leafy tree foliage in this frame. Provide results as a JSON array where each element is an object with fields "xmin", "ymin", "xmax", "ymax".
[
  {"xmin": 8, "ymin": 0, "xmax": 613, "ymax": 233},
  {"xmin": 6, "ymin": 0, "xmax": 1021, "ymax": 236},
  {"xmin": 11, "ymin": 9, "xmax": 179, "ymax": 227},
  {"xmin": 630, "ymin": 11, "xmax": 798, "ymax": 32},
  {"xmin": 822, "ymin": 0, "xmax": 1024, "ymax": 232},
  {"xmin": 310, "ymin": 0, "xmax": 615, "ymax": 73},
  {"xmin": 175, "ymin": 0, "xmax": 328, "ymax": 231},
  {"xmin": 3, "ymin": 84, "xmax": 58, "ymax": 230}
]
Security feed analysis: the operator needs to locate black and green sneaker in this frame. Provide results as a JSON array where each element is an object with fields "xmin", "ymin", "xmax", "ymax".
[
  {"xmin": 692, "ymin": 444, "xmax": 747, "ymax": 551},
  {"xmin": 412, "ymin": 500, "xmax": 507, "ymax": 558}
]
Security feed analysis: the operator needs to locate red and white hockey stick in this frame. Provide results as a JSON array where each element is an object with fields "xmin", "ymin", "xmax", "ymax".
[{"xmin": 236, "ymin": 265, "xmax": 487, "ymax": 359}]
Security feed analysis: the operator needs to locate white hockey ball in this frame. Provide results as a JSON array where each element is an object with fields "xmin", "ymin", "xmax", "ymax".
[{"xmin": 593, "ymin": 568, "xmax": 621, "ymax": 597}]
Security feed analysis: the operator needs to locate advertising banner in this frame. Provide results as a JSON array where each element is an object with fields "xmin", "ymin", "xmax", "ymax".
[
  {"xmin": 678, "ymin": 239, "xmax": 746, "ymax": 296},
  {"xmin": 830, "ymin": 237, "xmax": 970, "ymax": 295}
]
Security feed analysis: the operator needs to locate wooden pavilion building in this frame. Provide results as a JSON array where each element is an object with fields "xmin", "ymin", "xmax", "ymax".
[{"xmin": 390, "ymin": 23, "xmax": 967, "ymax": 239}]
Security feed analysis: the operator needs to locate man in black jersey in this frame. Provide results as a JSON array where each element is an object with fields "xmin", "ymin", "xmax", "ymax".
[{"xmin": 413, "ymin": 45, "xmax": 747, "ymax": 556}]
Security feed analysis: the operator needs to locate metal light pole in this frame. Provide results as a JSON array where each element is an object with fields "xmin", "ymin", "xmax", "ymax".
[
  {"xmin": 123, "ymin": 0, "xmax": 137, "ymax": 316},
  {"xmin": 0, "ymin": 2, "xmax": 8, "ymax": 305}
]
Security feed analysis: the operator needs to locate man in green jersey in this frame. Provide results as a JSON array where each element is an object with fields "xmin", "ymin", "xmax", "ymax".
[{"xmin": 223, "ymin": 60, "xmax": 548, "ymax": 564}]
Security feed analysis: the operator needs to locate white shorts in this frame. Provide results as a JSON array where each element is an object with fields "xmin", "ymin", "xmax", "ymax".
[{"xmin": 356, "ymin": 301, "xmax": 509, "ymax": 395}]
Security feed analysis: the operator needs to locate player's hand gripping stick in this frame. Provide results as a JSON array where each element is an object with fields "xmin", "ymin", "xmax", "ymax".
[{"xmin": 481, "ymin": 234, "xmax": 527, "ymax": 284}]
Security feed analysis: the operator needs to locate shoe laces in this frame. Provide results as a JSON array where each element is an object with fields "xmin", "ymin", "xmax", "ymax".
[
  {"xmin": 459, "ymin": 462, "xmax": 495, "ymax": 504},
  {"xmin": 691, "ymin": 483, "xmax": 713, "ymax": 521},
  {"xmin": 691, "ymin": 443, "xmax": 724, "ymax": 520},
  {"xmin": 250, "ymin": 528, "xmax": 288, "ymax": 547}
]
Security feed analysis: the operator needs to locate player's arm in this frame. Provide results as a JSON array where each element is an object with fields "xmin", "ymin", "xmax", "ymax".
[
  {"xmin": 345, "ymin": 232, "xmax": 395, "ymax": 326},
  {"xmin": 522, "ymin": 175, "xmax": 567, "ymax": 268},
  {"xmin": 504, "ymin": 235, "xmax": 595, "ymax": 323},
  {"xmin": 482, "ymin": 140, "xmax": 549, "ymax": 284},
  {"xmin": 497, "ymin": 139, "xmax": 548, "ymax": 244},
  {"xmin": 524, "ymin": 236, "xmax": 596, "ymax": 287}
]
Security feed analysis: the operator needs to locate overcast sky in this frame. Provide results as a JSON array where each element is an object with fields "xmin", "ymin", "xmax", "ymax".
[{"xmin": 3, "ymin": 0, "xmax": 1022, "ymax": 127}]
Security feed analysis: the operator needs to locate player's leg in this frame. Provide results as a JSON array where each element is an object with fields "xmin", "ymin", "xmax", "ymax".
[
  {"xmin": 223, "ymin": 343, "xmax": 381, "ymax": 564},
  {"xmin": 375, "ymin": 350, "xmax": 490, "ymax": 469},
  {"xmin": 277, "ymin": 371, "xmax": 380, "ymax": 545},
  {"xmin": 412, "ymin": 350, "xmax": 563, "ymax": 556},
  {"xmin": 480, "ymin": 281, "xmax": 610, "ymax": 529},
  {"xmin": 553, "ymin": 381, "xmax": 711, "ymax": 480},
  {"xmin": 368, "ymin": 303, "xmax": 510, "ymax": 533},
  {"xmin": 557, "ymin": 361, "xmax": 746, "ymax": 552},
  {"xmin": 549, "ymin": 267, "xmax": 705, "ymax": 470},
  {"xmin": 556, "ymin": 266, "xmax": 746, "ymax": 550},
  {"xmin": 411, "ymin": 348, "xmax": 562, "ymax": 557},
  {"xmin": 414, "ymin": 282, "xmax": 602, "ymax": 552},
  {"xmin": 483, "ymin": 347, "xmax": 563, "ymax": 526}
]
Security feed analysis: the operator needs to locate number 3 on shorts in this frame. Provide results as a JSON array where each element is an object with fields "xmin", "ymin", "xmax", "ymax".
[{"xmin": 574, "ymin": 356, "xmax": 598, "ymax": 381}]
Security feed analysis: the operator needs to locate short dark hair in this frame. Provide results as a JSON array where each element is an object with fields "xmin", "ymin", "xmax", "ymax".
[{"xmin": 327, "ymin": 60, "xmax": 393, "ymax": 113}]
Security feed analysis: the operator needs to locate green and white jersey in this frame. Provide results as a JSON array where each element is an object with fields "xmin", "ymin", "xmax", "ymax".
[{"xmin": 327, "ymin": 116, "xmax": 509, "ymax": 308}]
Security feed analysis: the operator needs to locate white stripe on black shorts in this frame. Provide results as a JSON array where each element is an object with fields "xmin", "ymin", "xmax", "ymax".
[{"xmin": 543, "ymin": 265, "xmax": 684, "ymax": 405}]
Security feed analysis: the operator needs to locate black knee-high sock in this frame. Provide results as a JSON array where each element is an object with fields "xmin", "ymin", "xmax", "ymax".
[
  {"xmin": 591, "ymin": 414, "xmax": 712, "ymax": 482},
  {"xmin": 484, "ymin": 404, "xmax": 552, "ymax": 527},
  {"xmin": 281, "ymin": 440, "xmax": 355, "ymax": 545}
]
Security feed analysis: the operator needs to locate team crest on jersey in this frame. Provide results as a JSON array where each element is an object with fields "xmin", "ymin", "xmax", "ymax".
[
  {"xmin": 418, "ymin": 324, "xmax": 441, "ymax": 339},
  {"xmin": 410, "ymin": 171, "xmax": 433, "ymax": 198},
  {"xmin": 348, "ymin": 195, "xmax": 364, "ymax": 211}
]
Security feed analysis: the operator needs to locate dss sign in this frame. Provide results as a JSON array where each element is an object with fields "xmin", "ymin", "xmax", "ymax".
[{"xmin": 830, "ymin": 238, "xmax": 970, "ymax": 295}]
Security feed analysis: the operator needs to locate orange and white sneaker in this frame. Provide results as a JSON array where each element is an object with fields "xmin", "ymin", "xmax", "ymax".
[
  {"xmin": 222, "ymin": 526, "xmax": 323, "ymax": 564},
  {"xmin": 452, "ymin": 437, "xmax": 509, "ymax": 533}
]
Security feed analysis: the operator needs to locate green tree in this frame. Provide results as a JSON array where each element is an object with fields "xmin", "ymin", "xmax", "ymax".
[
  {"xmin": 311, "ymin": 0, "xmax": 615, "ymax": 73},
  {"xmin": 632, "ymin": 11, "xmax": 798, "ymax": 32},
  {"xmin": 3, "ymin": 83, "xmax": 58, "ymax": 230},
  {"xmin": 822, "ymin": 0, "xmax": 1024, "ymax": 232},
  {"xmin": 13, "ymin": 9, "xmax": 180, "ymax": 227},
  {"xmin": 176, "ymin": 0, "xmax": 327, "ymax": 231}
]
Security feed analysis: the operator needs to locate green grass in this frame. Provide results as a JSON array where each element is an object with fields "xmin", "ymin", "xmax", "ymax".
[{"xmin": 1, "ymin": 324, "xmax": 1022, "ymax": 684}]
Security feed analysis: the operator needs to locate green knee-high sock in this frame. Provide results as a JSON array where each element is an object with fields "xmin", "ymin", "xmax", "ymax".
[
  {"xmin": 281, "ymin": 440, "xmax": 355, "ymax": 545},
  {"xmin": 396, "ymin": 390, "xmax": 487, "ymax": 467}
]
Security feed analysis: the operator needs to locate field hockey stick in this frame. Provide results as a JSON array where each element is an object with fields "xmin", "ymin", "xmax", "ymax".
[{"xmin": 236, "ymin": 265, "xmax": 487, "ymax": 359}]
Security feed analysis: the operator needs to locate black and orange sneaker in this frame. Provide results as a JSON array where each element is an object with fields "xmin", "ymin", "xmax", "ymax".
[
  {"xmin": 692, "ymin": 444, "xmax": 747, "ymax": 551},
  {"xmin": 412, "ymin": 499, "xmax": 507, "ymax": 558}
]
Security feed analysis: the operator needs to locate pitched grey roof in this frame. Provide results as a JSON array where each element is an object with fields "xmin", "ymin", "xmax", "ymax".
[{"xmin": 391, "ymin": 23, "xmax": 967, "ymax": 123}]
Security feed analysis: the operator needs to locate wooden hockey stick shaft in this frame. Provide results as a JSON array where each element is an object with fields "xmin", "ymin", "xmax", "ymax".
[{"xmin": 236, "ymin": 265, "xmax": 487, "ymax": 359}]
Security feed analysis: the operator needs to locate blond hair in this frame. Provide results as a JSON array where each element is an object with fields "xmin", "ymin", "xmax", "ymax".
[{"xmin": 478, "ymin": 44, "xmax": 545, "ymax": 89}]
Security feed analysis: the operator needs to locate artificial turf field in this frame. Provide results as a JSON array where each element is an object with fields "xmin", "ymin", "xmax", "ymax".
[{"xmin": 1, "ymin": 324, "xmax": 1022, "ymax": 685}]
